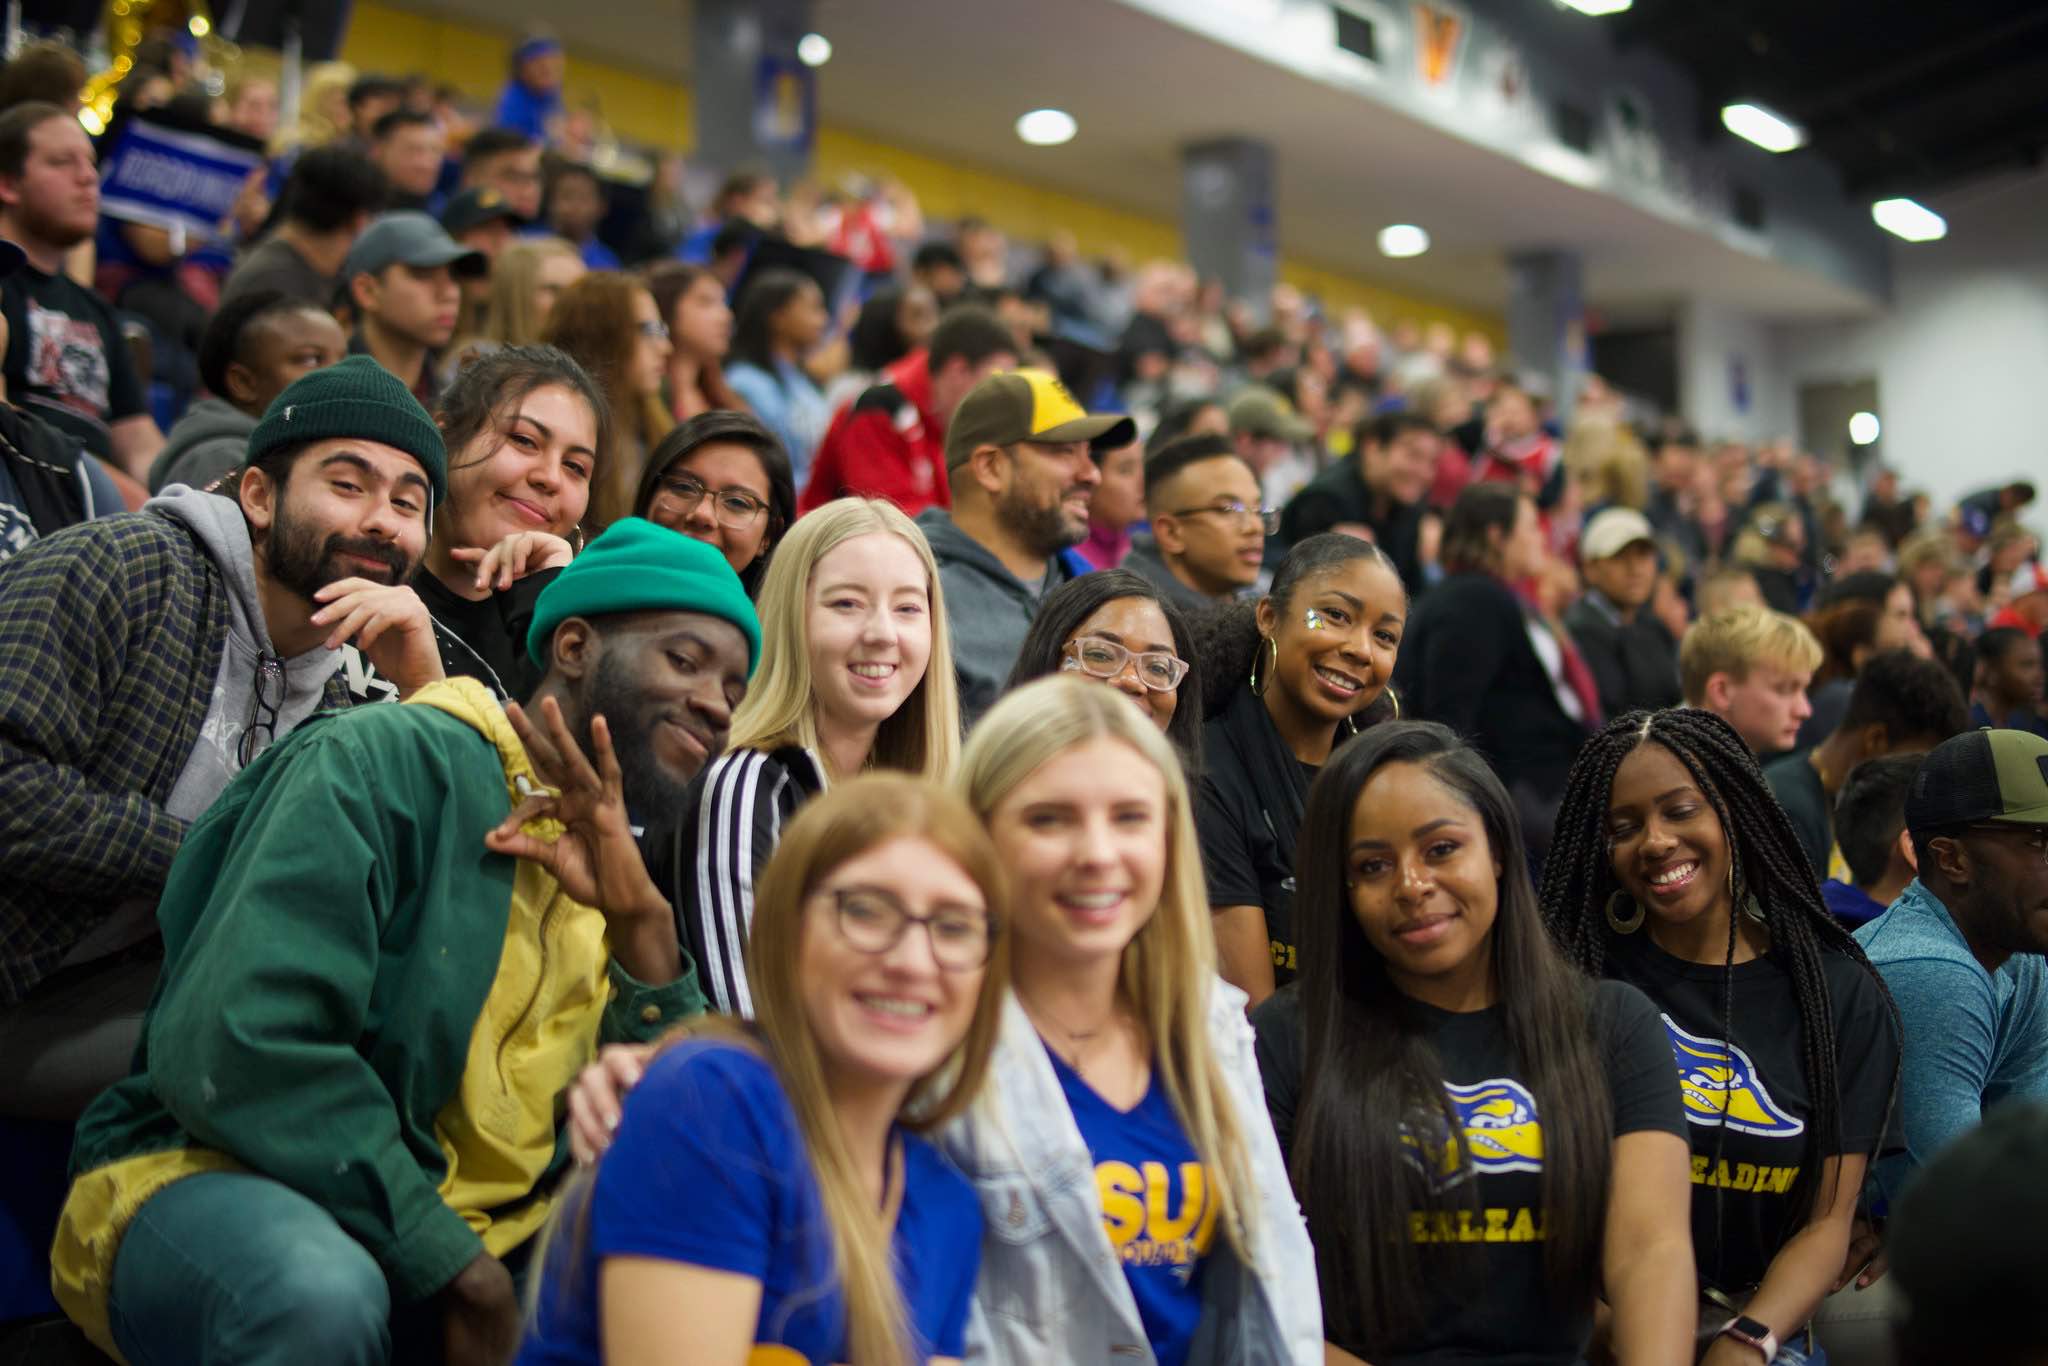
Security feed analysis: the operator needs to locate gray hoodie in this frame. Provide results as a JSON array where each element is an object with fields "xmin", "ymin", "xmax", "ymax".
[
  {"xmin": 148, "ymin": 398, "xmax": 257, "ymax": 493},
  {"xmin": 915, "ymin": 506, "xmax": 1076, "ymax": 725},
  {"xmin": 146, "ymin": 485, "xmax": 349, "ymax": 821}
]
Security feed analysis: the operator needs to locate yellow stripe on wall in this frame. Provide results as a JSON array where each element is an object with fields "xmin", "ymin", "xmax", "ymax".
[{"xmin": 342, "ymin": 0, "xmax": 1503, "ymax": 340}]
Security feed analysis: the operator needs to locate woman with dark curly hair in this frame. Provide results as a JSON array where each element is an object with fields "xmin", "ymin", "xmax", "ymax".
[
  {"xmin": 1541, "ymin": 707, "xmax": 1901, "ymax": 1366},
  {"xmin": 1193, "ymin": 532, "xmax": 1406, "ymax": 1005}
]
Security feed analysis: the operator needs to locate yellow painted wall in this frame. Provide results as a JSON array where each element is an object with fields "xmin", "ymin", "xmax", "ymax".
[{"xmin": 342, "ymin": 1, "xmax": 1502, "ymax": 339}]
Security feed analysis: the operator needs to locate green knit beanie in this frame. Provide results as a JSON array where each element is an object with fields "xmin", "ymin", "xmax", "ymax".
[
  {"xmin": 527, "ymin": 517, "xmax": 763, "ymax": 673},
  {"xmin": 245, "ymin": 355, "xmax": 448, "ymax": 501}
]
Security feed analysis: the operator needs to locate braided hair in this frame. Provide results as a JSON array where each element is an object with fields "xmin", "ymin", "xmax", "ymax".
[{"xmin": 1540, "ymin": 706, "xmax": 1901, "ymax": 1287}]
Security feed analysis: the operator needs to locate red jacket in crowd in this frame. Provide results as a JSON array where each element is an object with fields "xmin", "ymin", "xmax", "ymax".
[{"xmin": 799, "ymin": 350, "xmax": 950, "ymax": 516}]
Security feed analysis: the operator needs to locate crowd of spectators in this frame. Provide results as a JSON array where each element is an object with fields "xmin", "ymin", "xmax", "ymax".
[{"xmin": 1, "ymin": 20, "xmax": 2045, "ymax": 1366}]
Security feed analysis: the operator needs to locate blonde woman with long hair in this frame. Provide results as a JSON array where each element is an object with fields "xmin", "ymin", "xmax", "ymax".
[
  {"xmin": 942, "ymin": 677, "xmax": 1321, "ymax": 1363},
  {"xmin": 564, "ymin": 678, "xmax": 1321, "ymax": 1360},
  {"xmin": 445, "ymin": 236, "xmax": 585, "ymax": 383},
  {"xmin": 518, "ymin": 775, "xmax": 1009, "ymax": 1366},
  {"xmin": 647, "ymin": 497, "xmax": 961, "ymax": 1016}
]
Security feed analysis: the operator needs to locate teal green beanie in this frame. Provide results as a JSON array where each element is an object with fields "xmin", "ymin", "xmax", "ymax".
[
  {"xmin": 245, "ymin": 355, "xmax": 448, "ymax": 501},
  {"xmin": 527, "ymin": 518, "xmax": 763, "ymax": 673}
]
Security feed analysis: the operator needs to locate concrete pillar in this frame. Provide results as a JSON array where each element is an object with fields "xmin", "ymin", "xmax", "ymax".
[
  {"xmin": 1181, "ymin": 138, "xmax": 1277, "ymax": 315},
  {"xmin": 1505, "ymin": 249, "xmax": 1586, "ymax": 425},
  {"xmin": 690, "ymin": 0, "xmax": 815, "ymax": 183}
]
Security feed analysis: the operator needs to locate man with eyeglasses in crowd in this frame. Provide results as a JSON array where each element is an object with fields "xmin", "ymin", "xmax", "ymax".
[
  {"xmin": 1124, "ymin": 432, "xmax": 1269, "ymax": 617},
  {"xmin": 0, "ymin": 357, "xmax": 447, "ymax": 1124},
  {"xmin": 915, "ymin": 369, "xmax": 1134, "ymax": 723}
]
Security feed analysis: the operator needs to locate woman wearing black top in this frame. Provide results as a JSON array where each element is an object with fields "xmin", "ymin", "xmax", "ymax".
[
  {"xmin": 1394, "ymin": 481, "xmax": 1594, "ymax": 859},
  {"xmin": 1253, "ymin": 721, "xmax": 1694, "ymax": 1366},
  {"xmin": 1194, "ymin": 532, "xmax": 1406, "ymax": 1006},
  {"xmin": 404, "ymin": 345, "xmax": 609, "ymax": 701},
  {"xmin": 1543, "ymin": 708, "xmax": 1901, "ymax": 1365}
]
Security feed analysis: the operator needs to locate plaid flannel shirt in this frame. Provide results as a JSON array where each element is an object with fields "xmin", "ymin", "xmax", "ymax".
[{"xmin": 0, "ymin": 511, "xmax": 350, "ymax": 1003}]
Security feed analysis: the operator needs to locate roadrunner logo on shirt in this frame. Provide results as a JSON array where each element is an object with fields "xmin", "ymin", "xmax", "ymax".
[
  {"xmin": 1403, "ymin": 1077, "xmax": 1546, "ymax": 1185},
  {"xmin": 1661, "ymin": 1015, "xmax": 1805, "ymax": 1138}
]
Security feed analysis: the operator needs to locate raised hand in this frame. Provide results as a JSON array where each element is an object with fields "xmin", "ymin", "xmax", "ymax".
[
  {"xmin": 450, "ymin": 531, "xmax": 574, "ymax": 594},
  {"xmin": 311, "ymin": 578, "xmax": 444, "ymax": 696}
]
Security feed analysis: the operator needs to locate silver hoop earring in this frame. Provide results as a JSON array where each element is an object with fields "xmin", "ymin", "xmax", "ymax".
[{"xmin": 1605, "ymin": 890, "xmax": 1646, "ymax": 935}]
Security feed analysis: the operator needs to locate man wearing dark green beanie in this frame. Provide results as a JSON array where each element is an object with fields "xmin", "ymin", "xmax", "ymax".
[
  {"xmin": 54, "ymin": 518, "xmax": 758, "ymax": 1365},
  {"xmin": 0, "ymin": 353, "xmax": 450, "ymax": 1121}
]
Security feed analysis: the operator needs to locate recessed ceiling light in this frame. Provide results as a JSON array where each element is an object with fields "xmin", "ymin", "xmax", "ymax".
[
  {"xmin": 1848, "ymin": 411, "xmax": 1881, "ymax": 445},
  {"xmin": 1015, "ymin": 109, "xmax": 1077, "ymax": 147},
  {"xmin": 1377, "ymin": 224, "xmax": 1430, "ymax": 258},
  {"xmin": 1720, "ymin": 103, "xmax": 1805, "ymax": 153},
  {"xmin": 1871, "ymin": 198, "xmax": 1947, "ymax": 243},
  {"xmin": 1558, "ymin": 0, "xmax": 1632, "ymax": 14},
  {"xmin": 796, "ymin": 33, "xmax": 832, "ymax": 67}
]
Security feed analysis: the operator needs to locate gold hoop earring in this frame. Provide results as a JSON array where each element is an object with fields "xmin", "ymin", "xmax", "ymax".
[
  {"xmin": 1605, "ymin": 890, "xmax": 1646, "ymax": 935},
  {"xmin": 1387, "ymin": 686, "xmax": 1401, "ymax": 720},
  {"xmin": 1248, "ymin": 636, "xmax": 1277, "ymax": 694},
  {"xmin": 571, "ymin": 524, "xmax": 586, "ymax": 555}
]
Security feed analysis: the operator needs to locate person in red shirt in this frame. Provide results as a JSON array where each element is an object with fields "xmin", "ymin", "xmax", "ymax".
[
  {"xmin": 1990, "ymin": 559, "xmax": 2048, "ymax": 639},
  {"xmin": 799, "ymin": 306, "xmax": 1015, "ymax": 517}
]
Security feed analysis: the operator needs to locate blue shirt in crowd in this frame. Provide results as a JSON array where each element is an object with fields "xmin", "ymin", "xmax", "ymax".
[
  {"xmin": 1855, "ymin": 878, "xmax": 2048, "ymax": 1205},
  {"xmin": 726, "ymin": 357, "xmax": 830, "ymax": 489},
  {"xmin": 516, "ymin": 1039, "xmax": 983, "ymax": 1366},
  {"xmin": 1821, "ymin": 878, "xmax": 1888, "ymax": 929},
  {"xmin": 1048, "ymin": 1046, "xmax": 1213, "ymax": 1366}
]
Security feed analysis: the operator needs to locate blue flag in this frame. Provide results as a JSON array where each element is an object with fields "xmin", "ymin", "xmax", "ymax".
[{"xmin": 98, "ymin": 117, "xmax": 263, "ymax": 241}]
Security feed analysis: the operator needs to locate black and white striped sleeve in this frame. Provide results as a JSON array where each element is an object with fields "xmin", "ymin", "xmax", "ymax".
[{"xmin": 681, "ymin": 750, "xmax": 794, "ymax": 1019}]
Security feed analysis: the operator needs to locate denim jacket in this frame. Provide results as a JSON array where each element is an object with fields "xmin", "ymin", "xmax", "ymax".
[{"xmin": 937, "ymin": 983, "xmax": 1322, "ymax": 1365}]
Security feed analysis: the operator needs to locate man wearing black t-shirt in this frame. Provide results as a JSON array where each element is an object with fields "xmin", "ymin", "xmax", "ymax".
[
  {"xmin": 0, "ymin": 102, "xmax": 162, "ymax": 480},
  {"xmin": 1278, "ymin": 411, "xmax": 1439, "ymax": 591}
]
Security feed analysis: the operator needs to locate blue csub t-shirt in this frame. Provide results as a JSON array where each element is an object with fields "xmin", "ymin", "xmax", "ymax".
[
  {"xmin": 1048, "ymin": 1045, "xmax": 1214, "ymax": 1366},
  {"xmin": 517, "ymin": 1039, "xmax": 984, "ymax": 1366}
]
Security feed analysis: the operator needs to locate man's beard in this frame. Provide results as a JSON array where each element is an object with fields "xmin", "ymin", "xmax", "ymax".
[
  {"xmin": 582, "ymin": 646, "xmax": 704, "ymax": 821},
  {"xmin": 17, "ymin": 197, "xmax": 91, "ymax": 250},
  {"xmin": 997, "ymin": 480, "xmax": 1088, "ymax": 558},
  {"xmin": 263, "ymin": 491, "xmax": 412, "ymax": 602}
]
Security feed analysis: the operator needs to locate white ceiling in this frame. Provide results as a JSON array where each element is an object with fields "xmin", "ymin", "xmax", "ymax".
[{"xmin": 395, "ymin": 0, "xmax": 1884, "ymax": 323}]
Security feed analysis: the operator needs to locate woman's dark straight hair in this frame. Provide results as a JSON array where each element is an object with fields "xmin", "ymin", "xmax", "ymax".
[
  {"xmin": 729, "ymin": 268, "xmax": 819, "ymax": 374},
  {"xmin": 1001, "ymin": 569, "xmax": 1205, "ymax": 783},
  {"xmin": 1439, "ymin": 480, "xmax": 1523, "ymax": 577},
  {"xmin": 633, "ymin": 409, "xmax": 797, "ymax": 599},
  {"xmin": 1539, "ymin": 706, "xmax": 1902, "ymax": 1287},
  {"xmin": 1193, "ymin": 531, "xmax": 1404, "ymax": 723},
  {"xmin": 1292, "ymin": 721, "xmax": 1611, "ymax": 1353}
]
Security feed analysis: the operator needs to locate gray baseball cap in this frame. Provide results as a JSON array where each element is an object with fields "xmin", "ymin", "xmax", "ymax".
[{"xmin": 343, "ymin": 211, "xmax": 488, "ymax": 281}]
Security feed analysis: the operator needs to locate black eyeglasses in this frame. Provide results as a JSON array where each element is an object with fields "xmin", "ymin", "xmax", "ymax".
[
  {"xmin": 237, "ymin": 653, "xmax": 286, "ymax": 769},
  {"xmin": 1061, "ymin": 636, "xmax": 1189, "ymax": 692},
  {"xmin": 823, "ymin": 886, "xmax": 995, "ymax": 972},
  {"xmin": 654, "ymin": 472, "xmax": 770, "ymax": 529},
  {"xmin": 1166, "ymin": 501, "xmax": 1280, "ymax": 535}
]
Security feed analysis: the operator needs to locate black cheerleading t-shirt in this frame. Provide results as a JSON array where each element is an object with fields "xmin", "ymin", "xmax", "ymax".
[
  {"xmin": 1252, "ymin": 979, "xmax": 1685, "ymax": 1365},
  {"xmin": 1198, "ymin": 684, "xmax": 1317, "ymax": 987},
  {"xmin": 1603, "ymin": 932, "xmax": 1897, "ymax": 1293}
]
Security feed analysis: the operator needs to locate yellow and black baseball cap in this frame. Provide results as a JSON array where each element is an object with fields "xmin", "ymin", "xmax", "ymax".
[
  {"xmin": 944, "ymin": 369, "xmax": 1136, "ymax": 469},
  {"xmin": 1904, "ymin": 728, "xmax": 2048, "ymax": 832}
]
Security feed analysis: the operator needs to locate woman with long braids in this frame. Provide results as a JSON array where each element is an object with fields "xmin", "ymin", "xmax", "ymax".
[
  {"xmin": 1541, "ymin": 708, "xmax": 1901, "ymax": 1365},
  {"xmin": 1254, "ymin": 720, "xmax": 1694, "ymax": 1365},
  {"xmin": 1194, "ymin": 531, "xmax": 1407, "ymax": 1005}
]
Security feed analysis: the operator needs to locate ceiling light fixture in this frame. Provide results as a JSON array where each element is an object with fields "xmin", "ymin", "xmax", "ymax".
[
  {"xmin": 1377, "ymin": 224, "xmax": 1430, "ymax": 258},
  {"xmin": 1871, "ymin": 198, "xmax": 1947, "ymax": 243},
  {"xmin": 1558, "ymin": 0, "xmax": 1632, "ymax": 14},
  {"xmin": 1015, "ymin": 109, "xmax": 1078, "ymax": 147},
  {"xmin": 1720, "ymin": 102, "xmax": 1805, "ymax": 154},
  {"xmin": 1848, "ymin": 412, "xmax": 1881, "ymax": 446},
  {"xmin": 796, "ymin": 33, "xmax": 832, "ymax": 66}
]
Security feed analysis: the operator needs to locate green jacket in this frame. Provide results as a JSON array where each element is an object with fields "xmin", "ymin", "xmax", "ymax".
[{"xmin": 53, "ymin": 678, "xmax": 703, "ymax": 1359}]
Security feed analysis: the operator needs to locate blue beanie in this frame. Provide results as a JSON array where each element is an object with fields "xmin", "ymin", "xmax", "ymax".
[{"xmin": 527, "ymin": 518, "xmax": 762, "ymax": 672}]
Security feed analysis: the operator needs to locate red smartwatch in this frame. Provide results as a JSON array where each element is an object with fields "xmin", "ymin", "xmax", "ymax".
[{"xmin": 1716, "ymin": 1315, "xmax": 1780, "ymax": 1362}]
